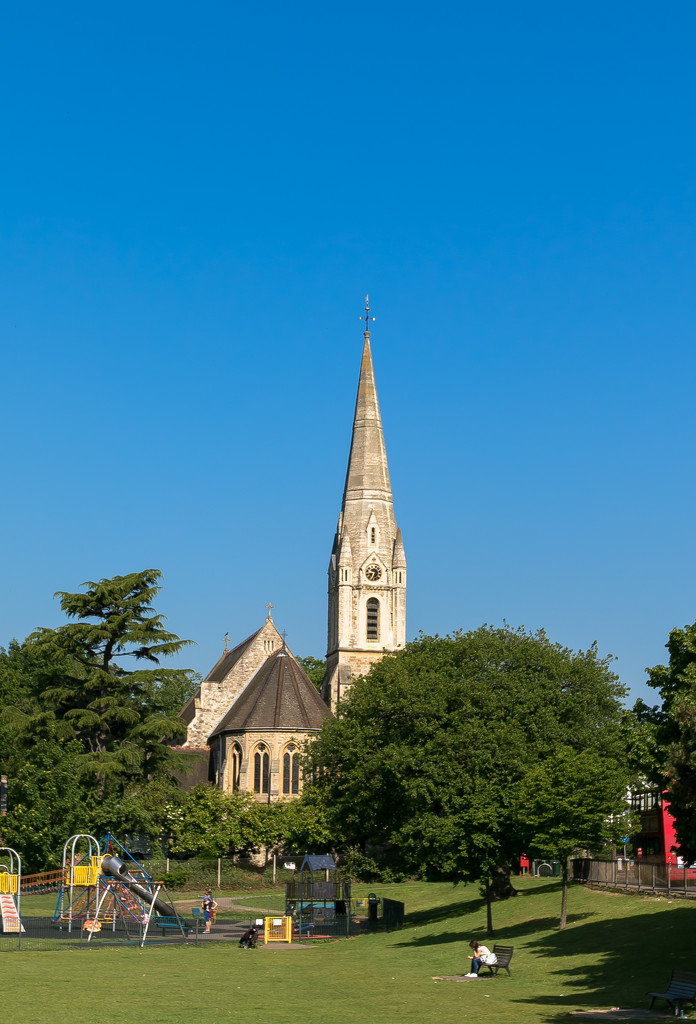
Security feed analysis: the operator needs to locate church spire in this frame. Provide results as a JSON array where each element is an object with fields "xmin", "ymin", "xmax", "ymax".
[
  {"xmin": 322, "ymin": 298, "xmax": 406, "ymax": 710},
  {"xmin": 341, "ymin": 298, "xmax": 393, "ymax": 508}
]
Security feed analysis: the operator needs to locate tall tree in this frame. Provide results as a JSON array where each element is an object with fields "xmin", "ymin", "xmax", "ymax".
[
  {"xmin": 515, "ymin": 747, "xmax": 633, "ymax": 928},
  {"xmin": 0, "ymin": 571, "xmax": 198, "ymax": 854},
  {"xmin": 305, "ymin": 626, "xmax": 630, "ymax": 932},
  {"xmin": 639, "ymin": 619, "xmax": 696, "ymax": 861}
]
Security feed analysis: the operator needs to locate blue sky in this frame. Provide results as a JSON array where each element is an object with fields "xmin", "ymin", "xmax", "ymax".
[{"xmin": 2, "ymin": 1, "xmax": 695, "ymax": 706}]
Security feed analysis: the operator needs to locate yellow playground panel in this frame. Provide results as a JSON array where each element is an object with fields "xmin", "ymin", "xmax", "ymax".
[
  {"xmin": 264, "ymin": 916, "xmax": 293, "ymax": 943},
  {"xmin": 0, "ymin": 873, "xmax": 18, "ymax": 894},
  {"xmin": 66, "ymin": 856, "xmax": 100, "ymax": 887}
]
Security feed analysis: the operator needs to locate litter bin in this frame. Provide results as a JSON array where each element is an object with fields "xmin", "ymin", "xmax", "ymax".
[
  {"xmin": 367, "ymin": 892, "xmax": 379, "ymax": 923},
  {"xmin": 552, "ymin": 862, "xmax": 562, "ymax": 877}
]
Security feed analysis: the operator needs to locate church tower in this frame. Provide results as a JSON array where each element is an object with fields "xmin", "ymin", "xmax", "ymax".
[{"xmin": 321, "ymin": 299, "xmax": 407, "ymax": 708}]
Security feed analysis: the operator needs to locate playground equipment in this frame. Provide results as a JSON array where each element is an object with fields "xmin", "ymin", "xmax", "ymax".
[
  {"xmin": 285, "ymin": 854, "xmax": 351, "ymax": 937},
  {"xmin": 0, "ymin": 847, "xmax": 24, "ymax": 933},
  {"xmin": 53, "ymin": 833, "xmax": 184, "ymax": 935}
]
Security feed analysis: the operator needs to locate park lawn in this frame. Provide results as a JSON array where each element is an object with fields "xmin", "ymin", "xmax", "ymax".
[{"xmin": 3, "ymin": 876, "xmax": 695, "ymax": 1024}]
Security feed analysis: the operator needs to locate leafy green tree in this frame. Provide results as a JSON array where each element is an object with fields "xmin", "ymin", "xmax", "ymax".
[
  {"xmin": 0, "ymin": 741, "xmax": 87, "ymax": 870},
  {"xmin": 0, "ymin": 571, "xmax": 198, "ymax": 860},
  {"xmin": 270, "ymin": 794, "xmax": 337, "ymax": 851},
  {"xmin": 305, "ymin": 626, "xmax": 629, "ymax": 932},
  {"xmin": 636, "ymin": 619, "xmax": 696, "ymax": 860},
  {"xmin": 663, "ymin": 697, "xmax": 696, "ymax": 861},
  {"xmin": 515, "ymin": 747, "xmax": 634, "ymax": 928},
  {"xmin": 26, "ymin": 569, "xmax": 196, "ymax": 792},
  {"xmin": 164, "ymin": 785, "xmax": 262, "ymax": 856},
  {"xmin": 297, "ymin": 656, "xmax": 326, "ymax": 692}
]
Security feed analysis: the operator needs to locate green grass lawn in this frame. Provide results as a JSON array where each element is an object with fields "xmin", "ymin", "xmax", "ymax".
[{"xmin": 4, "ymin": 876, "xmax": 695, "ymax": 1024}]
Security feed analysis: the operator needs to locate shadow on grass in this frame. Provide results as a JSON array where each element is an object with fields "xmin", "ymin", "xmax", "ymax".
[
  {"xmin": 404, "ymin": 898, "xmax": 475, "ymax": 928},
  {"xmin": 393, "ymin": 914, "xmax": 594, "ymax": 948},
  {"xmin": 510, "ymin": 904, "xmax": 696, "ymax": 1022}
]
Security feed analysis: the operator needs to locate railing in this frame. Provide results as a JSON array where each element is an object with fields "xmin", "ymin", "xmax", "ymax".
[
  {"xmin": 572, "ymin": 858, "xmax": 696, "ymax": 894},
  {"xmin": 0, "ymin": 874, "xmax": 18, "ymax": 895}
]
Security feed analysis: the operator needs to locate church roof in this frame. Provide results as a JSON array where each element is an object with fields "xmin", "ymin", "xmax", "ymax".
[
  {"xmin": 178, "ymin": 628, "xmax": 262, "ymax": 725},
  {"xmin": 208, "ymin": 648, "xmax": 332, "ymax": 738},
  {"xmin": 205, "ymin": 629, "xmax": 262, "ymax": 683}
]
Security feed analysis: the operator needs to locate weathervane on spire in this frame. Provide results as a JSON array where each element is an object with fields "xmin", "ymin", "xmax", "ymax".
[{"xmin": 360, "ymin": 294, "xmax": 375, "ymax": 332}]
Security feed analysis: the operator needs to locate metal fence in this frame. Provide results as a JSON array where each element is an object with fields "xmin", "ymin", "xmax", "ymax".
[
  {"xmin": 572, "ymin": 858, "xmax": 696, "ymax": 896},
  {"xmin": 0, "ymin": 908, "xmax": 266, "ymax": 952}
]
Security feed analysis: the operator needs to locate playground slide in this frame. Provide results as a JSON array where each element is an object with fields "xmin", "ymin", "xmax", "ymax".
[
  {"xmin": 100, "ymin": 856, "xmax": 177, "ymax": 919},
  {"xmin": 124, "ymin": 878, "xmax": 175, "ymax": 919},
  {"xmin": 0, "ymin": 893, "xmax": 25, "ymax": 933}
]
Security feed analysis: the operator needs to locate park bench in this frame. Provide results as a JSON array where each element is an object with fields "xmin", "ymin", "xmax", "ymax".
[
  {"xmin": 481, "ymin": 944, "xmax": 514, "ymax": 977},
  {"xmin": 152, "ymin": 915, "xmax": 190, "ymax": 937},
  {"xmin": 647, "ymin": 970, "xmax": 696, "ymax": 1015}
]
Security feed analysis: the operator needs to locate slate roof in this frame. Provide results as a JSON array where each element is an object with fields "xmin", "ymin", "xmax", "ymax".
[
  {"xmin": 178, "ymin": 628, "xmax": 262, "ymax": 724},
  {"xmin": 208, "ymin": 648, "xmax": 332, "ymax": 738}
]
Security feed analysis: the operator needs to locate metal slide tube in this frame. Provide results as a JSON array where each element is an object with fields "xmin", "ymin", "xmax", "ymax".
[{"xmin": 100, "ymin": 856, "xmax": 177, "ymax": 918}]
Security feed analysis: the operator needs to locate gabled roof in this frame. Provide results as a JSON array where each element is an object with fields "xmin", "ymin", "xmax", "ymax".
[
  {"xmin": 178, "ymin": 628, "xmax": 262, "ymax": 724},
  {"xmin": 205, "ymin": 628, "xmax": 262, "ymax": 683},
  {"xmin": 208, "ymin": 648, "xmax": 332, "ymax": 738}
]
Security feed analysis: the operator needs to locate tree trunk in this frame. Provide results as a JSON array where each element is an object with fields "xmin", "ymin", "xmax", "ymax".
[
  {"xmin": 485, "ymin": 878, "xmax": 494, "ymax": 938},
  {"xmin": 559, "ymin": 860, "xmax": 568, "ymax": 930}
]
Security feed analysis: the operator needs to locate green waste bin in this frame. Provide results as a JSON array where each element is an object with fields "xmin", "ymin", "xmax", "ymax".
[{"xmin": 552, "ymin": 862, "xmax": 562, "ymax": 876}]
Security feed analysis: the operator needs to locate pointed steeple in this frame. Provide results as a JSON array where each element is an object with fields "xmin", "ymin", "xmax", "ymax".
[
  {"xmin": 342, "ymin": 321, "xmax": 393, "ymax": 508},
  {"xmin": 322, "ymin": 298, "xmax": 406, "ymax": 710}
]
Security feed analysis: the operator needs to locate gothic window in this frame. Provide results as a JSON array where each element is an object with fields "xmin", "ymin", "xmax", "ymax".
[
  {"xmin": 231, "ymin": 743, "xmax": 242, "ymax": 792},
  {"xmin": 370, "ymin": 526, "xmax": 376, "ymax": 545},
  {"xmin": 282, "ymin": 743, "xmax": 300, "ymax": 796},
  {"xmin": 263, "ymin": 639, "xmax": 275, "ymax": 654},
  {"xmin": 253, "ymin": 744, "xmax": 270, "ymax": 794},
  {"xmin": 366, "ymin": 598, "xmax": 380, "ymax": 641}
]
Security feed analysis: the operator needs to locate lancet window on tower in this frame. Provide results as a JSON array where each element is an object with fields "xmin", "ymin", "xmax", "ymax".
[
  {"xmin": 366, "ymin": 598, "xmax": 380, "ymax": 641},
  {"xmin": 282, "ymin": 743, "xmax": 300, "ymax": 796},
  {"xmin": 254, "ymin": 744, "xmax": 270, "ymax": 794}
]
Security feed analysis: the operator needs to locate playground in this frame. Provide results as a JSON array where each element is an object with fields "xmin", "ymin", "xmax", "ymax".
[{"xmin": 1, "ymin": 873, "xmax": 695, "ymax": 1024}]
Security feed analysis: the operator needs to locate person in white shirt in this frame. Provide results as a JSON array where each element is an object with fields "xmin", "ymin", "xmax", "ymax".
[{"xmin": 465, "ymin": 938, "xmax": 496, "ymax": 977}]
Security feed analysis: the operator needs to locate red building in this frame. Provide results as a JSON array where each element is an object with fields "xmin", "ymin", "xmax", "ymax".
[{"xmin": 630, "ymin": 788, "xmax": 679, "ymax": 864}]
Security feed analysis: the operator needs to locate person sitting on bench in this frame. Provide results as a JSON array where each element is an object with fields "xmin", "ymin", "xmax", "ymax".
[{"xmin": 465, "ymin": 938, "xmax": 497, "ymax": 977}]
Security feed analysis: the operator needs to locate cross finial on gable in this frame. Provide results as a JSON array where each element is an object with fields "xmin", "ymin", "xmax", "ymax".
[
  {"xmin": 223, "ymin": 632, "xmax": 230, "ymax": 653},
  {"xmin": 265, "ymin": 602, "xmax": 274, "ymax": 621},
  {"xmin": 281, "ymin": 629, "xmax": 288, "ymax": 650},
  {"xmin": 360, "ymin": 294, "xmax": 375, "ymax": 333}
]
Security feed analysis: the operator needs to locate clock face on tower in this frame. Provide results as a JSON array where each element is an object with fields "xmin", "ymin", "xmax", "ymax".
[{"xmin": 365, "ymin": 563, "xmax": 382, "ymax": 582}]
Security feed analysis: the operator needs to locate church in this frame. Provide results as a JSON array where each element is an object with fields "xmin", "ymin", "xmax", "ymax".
[{"xmin": 179, "ymin": 300, "xmax": 407, "ymax": 801}]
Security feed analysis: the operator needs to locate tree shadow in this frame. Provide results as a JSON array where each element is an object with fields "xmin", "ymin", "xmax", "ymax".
[
  {"xmin": 509, "ymin": 905, "xmax": 696, "ymax": 1021},
  {"xmin": 404, "ymin": 898, "xmax": 475, "ymax": 928},
  {"xmin": 393, "ymin": 914, "xmax": 594, "ymax": 948}
]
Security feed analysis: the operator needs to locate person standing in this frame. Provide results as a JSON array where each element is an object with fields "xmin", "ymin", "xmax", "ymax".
[
  {"xmin": 202, "ymin": 890, "xmax": 218, "ymax": 933},
  {"xmin": 465, "ymin": 938, "xmax": 497, "ymax": 977}
]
